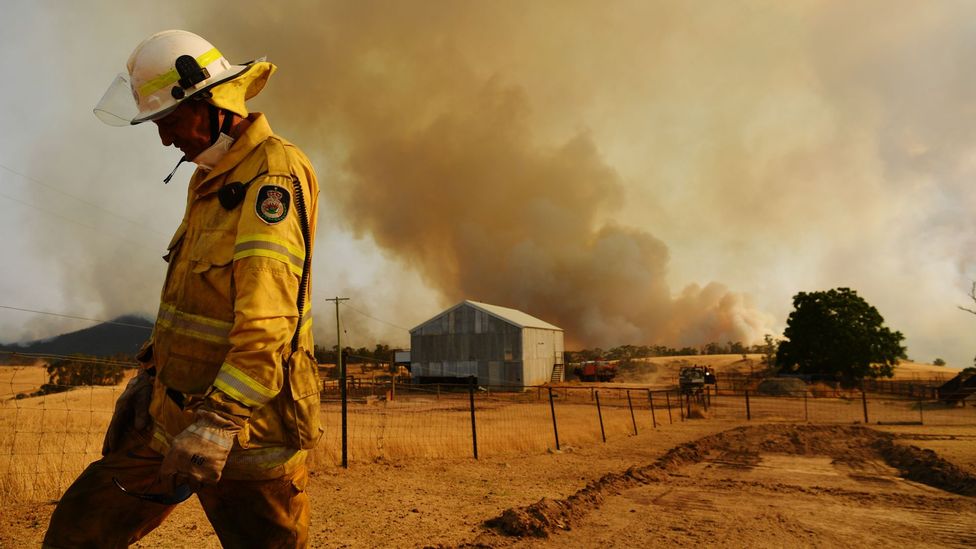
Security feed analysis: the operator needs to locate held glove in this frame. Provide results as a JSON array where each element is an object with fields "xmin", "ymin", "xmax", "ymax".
[
  {"xmin": 101, "ymin": 367, "xmax": 155, "ymax": 455},
  {"xmin": 160, "ymin": 408, "xmax": 241, "ymax": 489}
]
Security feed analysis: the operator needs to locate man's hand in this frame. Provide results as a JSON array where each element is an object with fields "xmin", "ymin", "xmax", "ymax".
[
  {"xmin": 159, "ymin": 408, "xmax": 240, "ymax": 489},
  {"xmin": 101, "ymin": 367, "xmax": 155, "ymax": 455}
]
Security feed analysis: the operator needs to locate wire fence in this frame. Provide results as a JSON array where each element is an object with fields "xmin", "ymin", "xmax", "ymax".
[{"xmin": 2, "ymin": 363, "xmax": 975, "ymax": 504}]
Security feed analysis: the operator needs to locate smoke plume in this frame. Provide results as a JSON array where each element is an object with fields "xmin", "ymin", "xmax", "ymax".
[
  {"xmin": 13, "ymin": 1, "xmax": 976, "ymax": 365},
  {"xmin": 190, "ymin": 1, "xmax": 776, "ymax": 348}
]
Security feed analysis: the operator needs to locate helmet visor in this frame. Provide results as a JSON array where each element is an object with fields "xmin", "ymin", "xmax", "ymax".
[{"xmin": 94, "ymin": 73, "xmax": 139, "ymax": 126}]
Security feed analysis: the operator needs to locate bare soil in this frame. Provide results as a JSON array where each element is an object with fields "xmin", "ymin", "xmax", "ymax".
[{"xmin": 3, "ymin": 420, "xmax": 975, "ymax": 548}]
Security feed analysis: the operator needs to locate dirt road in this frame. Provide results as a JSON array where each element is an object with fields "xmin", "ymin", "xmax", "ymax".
[{"xmin": 3, "ymin": 420, "xmax": 974, "ymax": 548}]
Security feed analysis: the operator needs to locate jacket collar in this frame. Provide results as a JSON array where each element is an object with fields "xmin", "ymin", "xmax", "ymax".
[{"xmin": 190, "ymin": 113, "xmax": 273, "ymax": 196}]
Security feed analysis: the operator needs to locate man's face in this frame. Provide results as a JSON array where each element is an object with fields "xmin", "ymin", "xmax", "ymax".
[{"xmin": 152, "ymin": 100, "xmax": 213, "ymax": 159}]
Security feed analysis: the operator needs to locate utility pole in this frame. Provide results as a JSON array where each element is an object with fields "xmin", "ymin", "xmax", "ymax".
[{"xmin": 327, "ymin": 296, "xmax": 350, "ymax": 468}]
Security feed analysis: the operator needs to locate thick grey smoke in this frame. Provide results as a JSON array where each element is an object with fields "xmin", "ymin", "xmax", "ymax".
[
  {"xmin": 7, "ymin": 2, "xmax": 976, "ymax": 364},
  {"xmin": 188, "ymin": 1, "xmax": 776, "ymax": 348}
]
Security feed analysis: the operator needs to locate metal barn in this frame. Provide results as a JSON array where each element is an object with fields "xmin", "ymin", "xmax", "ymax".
[{"xmin": 409, "ymin": 300, "xmax": 565, "ymax": 388}]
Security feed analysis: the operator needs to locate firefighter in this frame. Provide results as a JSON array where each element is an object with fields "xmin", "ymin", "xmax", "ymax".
[{"xmin": 44, "ymin": 30, "xmax": 322, "ymax": 548}]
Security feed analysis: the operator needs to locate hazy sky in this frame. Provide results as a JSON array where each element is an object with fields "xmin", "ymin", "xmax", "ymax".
[{"xmin": 2, "ymin": 1, "xmax": 975, "ymax": 369}]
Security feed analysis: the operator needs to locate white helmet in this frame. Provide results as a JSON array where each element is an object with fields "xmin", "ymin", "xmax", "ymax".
[{"xmin": 94, "ymin": 30, "xmax": 257, "ymax": 126}]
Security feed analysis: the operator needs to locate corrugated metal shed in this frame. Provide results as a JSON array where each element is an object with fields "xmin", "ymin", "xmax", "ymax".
[{"xmin": 409, "ymin": 300, "xmax": 565, "ymax": 388}]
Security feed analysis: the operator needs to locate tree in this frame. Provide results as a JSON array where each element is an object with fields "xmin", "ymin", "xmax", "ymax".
[
  {"xmin": 933, "ymin": 358, "xmax": 946, "ymax": 366},
  {"xmin": 759, "ymin": 334, "xmax": 779, "ymax": 368},
  {"xmin": 42, "ymin": 355, "xmax": 126, "ymax": 394},
  {"xmin": 776, "ymin": 288, "xmax": 905, "ymax": 383}
]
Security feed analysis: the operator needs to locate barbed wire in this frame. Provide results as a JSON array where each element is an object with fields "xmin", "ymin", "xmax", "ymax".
[{"xmin": 0, "ymin": 350, "xmax": 138, "ymax": 367}]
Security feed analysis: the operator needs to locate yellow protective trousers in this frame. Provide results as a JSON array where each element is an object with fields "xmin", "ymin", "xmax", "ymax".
[{"xmin": 42, "ymin": 432, "xmax": 310, "ymax": 548}]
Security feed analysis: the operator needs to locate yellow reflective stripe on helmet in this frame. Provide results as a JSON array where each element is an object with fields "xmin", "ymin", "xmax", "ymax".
[
  {"xmin": 214, "ymin": 362, "xmax": 278, "ymax": 407},
  {"xmin": 233, "ymin": 234, "xmax": 305, "ymax": 276},
  {"xmin": 138, "ymin": 47, "xmax": 223, "ymax": 98},
  {"xmin": 157, "ymin": 303, "xmax": 232, "ymax": 344}
]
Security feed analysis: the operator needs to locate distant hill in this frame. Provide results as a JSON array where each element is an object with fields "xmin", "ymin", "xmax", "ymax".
[{"xmin": 0, "ymin": 315, "xmax": 153, "ymax": 358}]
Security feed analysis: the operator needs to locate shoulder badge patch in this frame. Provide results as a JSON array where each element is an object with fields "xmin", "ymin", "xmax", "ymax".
[{"xmin": 255, "ymin": 184, "xmax": 290, "ymax": 225}]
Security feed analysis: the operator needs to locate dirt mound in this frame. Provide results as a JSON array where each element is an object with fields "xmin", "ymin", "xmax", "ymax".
[
  {"xmin": 874, "ymin": 438, "xmax": 976, "ymax": 496},
  {"xmin": 756, "ymin": 377, "xmax": 809, "ymax": 396},
  {"xmin": 482, "ymin": 424, "xmax": 976, "ymax": 539}
]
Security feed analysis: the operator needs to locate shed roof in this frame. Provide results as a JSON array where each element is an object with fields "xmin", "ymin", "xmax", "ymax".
[{"xmin": 411, "ymin": 300, "xmax": 563, "ymax": 332}]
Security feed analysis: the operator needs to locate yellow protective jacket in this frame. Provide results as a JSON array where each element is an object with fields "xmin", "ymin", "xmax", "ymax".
[{"xmin": 145, "ymin": 113, "xmax": 321, "ymax": 479}]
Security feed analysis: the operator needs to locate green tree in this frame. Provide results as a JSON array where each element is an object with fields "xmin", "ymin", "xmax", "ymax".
[
  {"xmin": 759, "ymin": 334, "xmax": 779, "ymax": 368},
  {"xmin": 776, "ymin": 288, "xmax": 905, "ymax": 383},
  {"xmin": 43, "ymin": 355, "xmax": 126, "ymax": 394}
]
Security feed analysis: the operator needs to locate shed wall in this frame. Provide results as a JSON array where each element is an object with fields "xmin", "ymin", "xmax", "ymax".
[{"xmin": 410, "ymin": 302, "xmax": 564, "ymax": 388}]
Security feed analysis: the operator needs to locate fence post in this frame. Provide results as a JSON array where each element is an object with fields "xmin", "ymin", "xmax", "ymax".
[
  {"xmin": 648, "ymin": 390, "xmax": 658, "ymax": 428},
  {"xmin": 665, "ymin": 391, "xmax": 673, "ymax": 424},
  {"xmin": 340, "ymin": 351, "xmax": 348, "ymax": 469},
  {"xmin": 804, "ymin": 392, "xmax": 809, "ymax": 422},
  {"xmin": 861, "ymin": 385, "xmax": 869, "ymax": 424},
  {"xmin": 468, "ymin": 376, "xmax": 478, "ymax": 459},
  {"xmin": 548, "ymin": 387, "xmax": 560, "ymax": 450},
  {"xmin": 595, "ymin": 390, "xmax": 606, "ymax": 443},
  {"xmin": 627, "ymin": 390, "xmax": 638, "ymax": 435},
  {"xmin": 679, "ymin": 392, "xmax": 685, "ymax": 421},
  {"xmin": 686, "ymin": 392, "xmax": 692, "ymax": 418},
  {"xmin": 705, "ymin": 386, "xmax": 711, "ymax": 410},
  {"xmin": 918, "ymin": 394, "xmax": 924, "ymax": 425},
  {"xmin": 745, "ymin": 390, "xmax": 751, "ymax": 421}
]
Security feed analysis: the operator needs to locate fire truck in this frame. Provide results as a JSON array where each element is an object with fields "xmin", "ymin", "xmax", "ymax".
[{"xmin": 573, "ymin": 360, "xmax": 618, "ymax": 382}]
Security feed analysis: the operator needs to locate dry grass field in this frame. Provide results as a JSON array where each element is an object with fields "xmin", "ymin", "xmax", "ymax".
[{"xmin": 2, "ymin": 359, "xmax": 974, "ymax": 547}]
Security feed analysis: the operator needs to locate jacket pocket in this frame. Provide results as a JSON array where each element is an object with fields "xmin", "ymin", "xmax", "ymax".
[
  {"xmin": 163, "ymin": 221, "xmax": 187, "ymax": 263},
  {"xmin": 188, "ymin": 229, "xmax": 235, "ymax": 272},
  {"xmin": 277, "ymin": 348, "xmax": 323, "ymax": 449}
]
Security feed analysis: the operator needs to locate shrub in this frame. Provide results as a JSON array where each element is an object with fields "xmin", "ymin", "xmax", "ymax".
[{"xmin": 756, "ymin": 377, "xmax": 809, "ymax": 396}]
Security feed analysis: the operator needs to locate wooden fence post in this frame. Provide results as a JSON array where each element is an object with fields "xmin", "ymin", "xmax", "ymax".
[
  {"xmin": 468, "ymin": 376, "xmax": 478, "ymax": 459},
  {"xmin": 648, "ymin": 390, "xmax": 658, "ymax": 428},
  {"xmin": 627, "ymin": 390, "xmax": 638, "ymax": 435},
  {"xmin": 861, "ymin": 385, "xmax": 869, "ymax": 424},
  {"xmin": 548, "ymin": 387, "xmax": 560, "ymax": 451},
  {"xmin": 745, "ymin": 390, "xmax": 751, "ymax": 421},
  {"xmin": 665, "ymin": 391, "xmax": 673, "ymax": 424},
  {"xmin": 595, "ymin": 390, "xmax": 606, "ymax": 443}
]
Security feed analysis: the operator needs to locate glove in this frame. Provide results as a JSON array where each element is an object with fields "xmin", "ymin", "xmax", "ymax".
[
  {"xmin": 101, "ymin": 367, "xmax": 155, "ymax": 455},
  {"xmin": 159, "ymin": 408, "xmax": 241, "ymax": 489}
]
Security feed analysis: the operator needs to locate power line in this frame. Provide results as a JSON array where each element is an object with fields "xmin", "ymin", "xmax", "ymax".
[
  {"xmin": 340, "ymin": 302, "xmax": 411, "ymax": 333},
  {"xmin": 0, "ymin": 188, "xmax": 154, "ymax": 251},
  {"xmin": 0, "ymin": 305, "xmax": 152, "ymax": 331},
  {"xmin": 0, "ymin": 161, "xmax": 167, "ymax": 237}
]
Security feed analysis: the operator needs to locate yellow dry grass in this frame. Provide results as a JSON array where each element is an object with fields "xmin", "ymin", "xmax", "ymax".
[
  {"xmin": 0, "ymin": 385, "xmax": 117, "ymax": 503},
  {"xmin": 4, "ymin": 367, "xmax": 973, "ymax": 506},
  {"xmin": 612, "ymin": 354, "xmax": 959, "ymax": 385},
  {"xmin": 1, "ymin": 382, "xmax": 661, "ymax": 504},
  {"xmin": 0, "ymin": 364, "xmax": 49, "ymax": 399}
]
